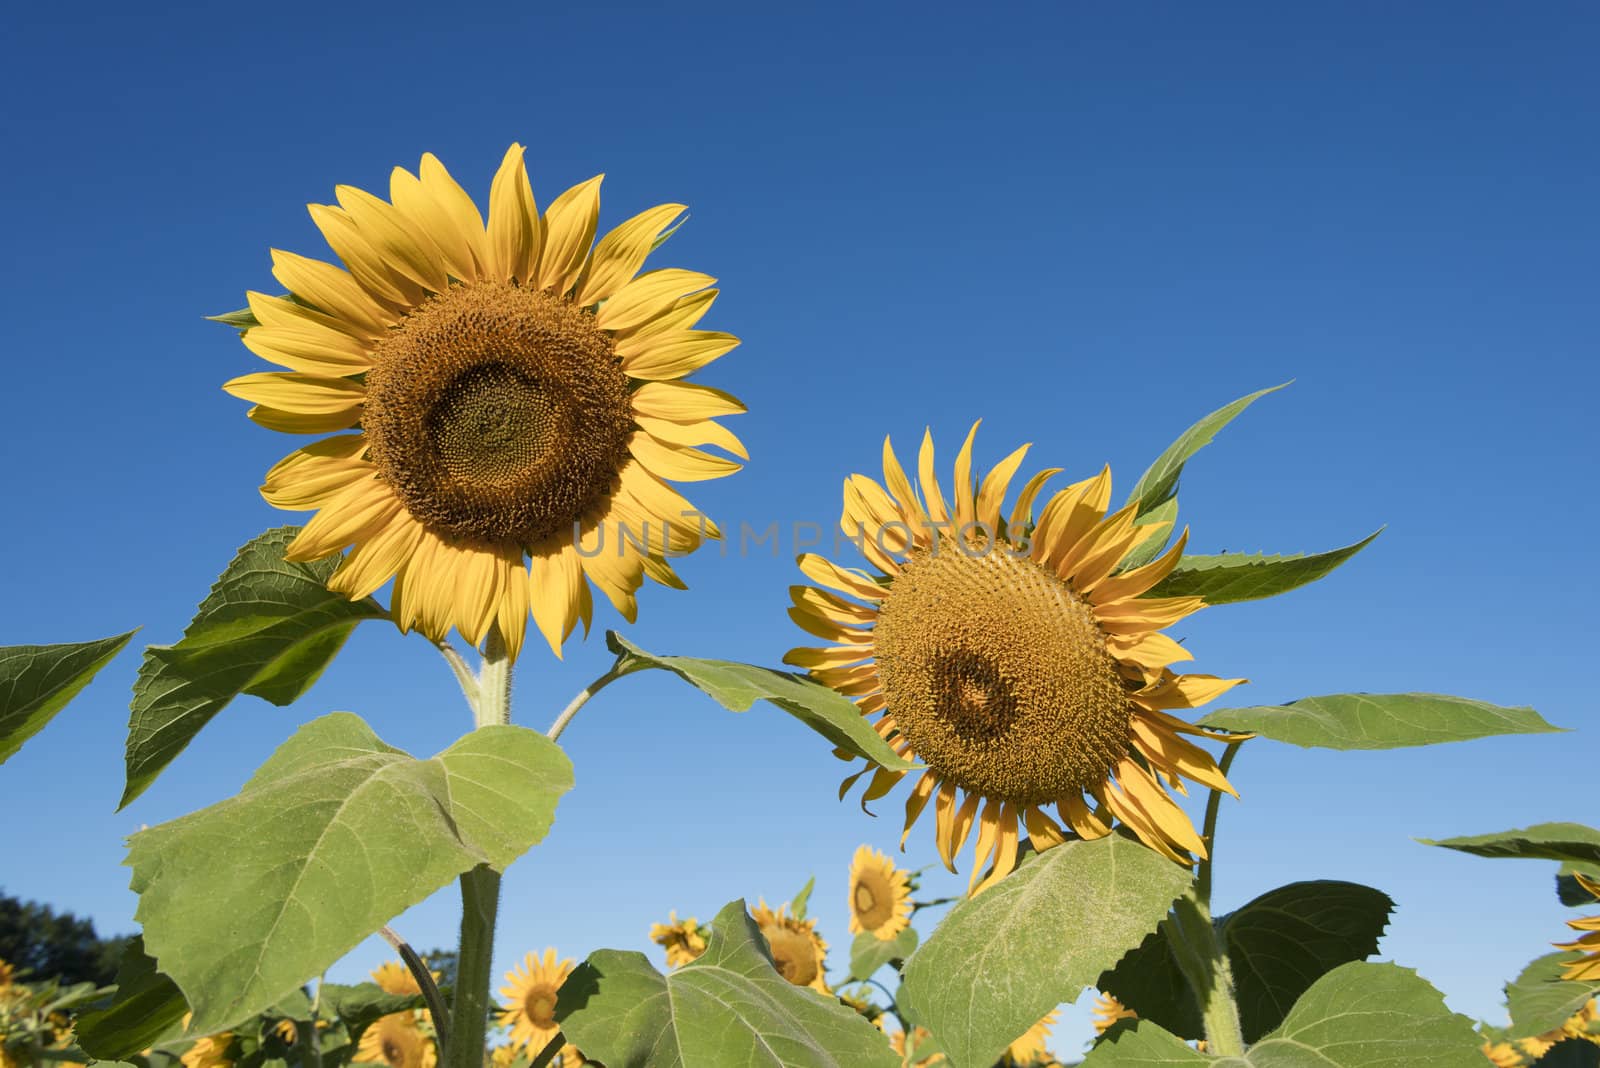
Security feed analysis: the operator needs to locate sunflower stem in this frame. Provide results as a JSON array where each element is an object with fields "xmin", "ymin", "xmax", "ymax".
[
  {"xmin": 436, "ymin": 640, "xmax": 480, "ymax": 712},
  {"xmin": 1171, "ymin": 739, "xmax": 1247, "ymax": 1056},
  {"xmin": 446, "ymin": 630, "xmax": 513, "ymax": 1068}
]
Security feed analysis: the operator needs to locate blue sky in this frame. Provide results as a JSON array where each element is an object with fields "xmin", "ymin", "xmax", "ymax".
[{"xmin": 2, "ymin": 0, "xmax": 1595, "ymax": 1053}]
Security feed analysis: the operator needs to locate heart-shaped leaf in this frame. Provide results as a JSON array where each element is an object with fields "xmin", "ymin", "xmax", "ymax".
[
  {"xmin": 128, "ymin": 712, "xmax": 572, "ymax": 1031},
  {"xmin": 557, "ymin": 899, "xmax": 898, "ymax": 1068}
]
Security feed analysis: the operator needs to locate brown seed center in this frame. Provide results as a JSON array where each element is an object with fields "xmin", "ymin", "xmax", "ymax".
[
  {"xmin": 363, "ymin": 282, "xmax": 634, "ymax": 545},
  {"xmin": 872, "ymin": 546, "xmax": 1133, "ymax": 805}
]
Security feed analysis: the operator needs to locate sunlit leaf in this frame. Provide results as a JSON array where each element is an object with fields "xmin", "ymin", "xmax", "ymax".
[
  {"xmin": 0, "ymin": 631, "xmax": 135, "ymax": 765},
  {"xmin": 606, "ymin": 632, "xmax": 916, "ymax": 771},
  {"xmin": 1201, "ymin": 693, "xmax": 1561, "ymax": 750},
  {"xmin": 128, "ymin": 712, "xmax": 572, "ymax": 1032},
  {"xmin": 1125, "ymin": 383, "xmax": 1289, "ymax": 520},
  {"xmin": 557, "ymin": 899, "xmax": 898, "ymax": 1068},
  {"xmin": 1084, "ymin": 963, "xmax": 1482, "ymax": 1066},
  {"xmin": 121, "ymin": 527, "xmax": 387, "ymax": 807},
  {"xmin": 899, "ymin": 832, "xmax": 1190, "ymax": 1068},
  {"xmin": 849, "ymin": 927, "xmax": 918, "ymax": 983},
  {"xmin": 1145, "ymin": 531, "xmax": 1379, "ymax": 605},
  {"xmin": 1421, "ymin": 823, "xmax": 1600, "ymax": 869},
  {"xmin": 1505, "ymin": 952, "xmax": 1600, "ymax": 1038}
]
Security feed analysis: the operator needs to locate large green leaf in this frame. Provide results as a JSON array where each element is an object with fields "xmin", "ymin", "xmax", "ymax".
[
  {"xmin": 898, "ymin": 832, "xmax": 1191, "ymax": 1068},
  {"xmin": 1099, "ymin": 881, "xmax": 1392, "ymax": 1044},
  {"xmin": 848, "ymin": 927, "xmax": 918, "ymax": 982},
  {"xmin": 121, "ymin": 527, "xmax": 388, "ymax": 807},
  {"xmin": 557, "ymin": 899, "xmax": 898, "ymax": 1068},
  {"xmin": 127, "ymin": 712, "xmax": 572, "ymax": 1032},
  {"xmin": 1085, "ymin": 963, "xmax": 1482, "ymax": 1066},
  {"xmin": 1506, "ymin": 952, "xmax": 1600, "ymax": 1038},
  {"xmin": 1125, "ymin": 383, "xmax": 1289, "ymax": 520},
  {"xmin": 75, "ymin": 937, "xmax": 187, "ymax": 1059},
  {"xmin": 0, "ymin": 631, "xmax": 135, "ymax": 765},
  {"xmin": 605, "ymin": 632, "xmax": 916, "ymax": 771},
  {"xmin": 1421, "ymin": 823, "xmax": 1600, "ymax": 868},
  {"xmin": 1222, "ymin": 881, "xmax": 1393, "ymax": 1042},
  {"xmin": 1200, "ymin": 693, "xmax": 1561, "ymax": 750},
  {"xmin": 1145, "ymin": 531, "xmax": 1380, "ymax": 605}
]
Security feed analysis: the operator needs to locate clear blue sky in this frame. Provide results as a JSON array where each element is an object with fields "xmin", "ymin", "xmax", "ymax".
[{"xmin": 2, "ymin": 0, "xmax": 1595, "ymax": 1053}]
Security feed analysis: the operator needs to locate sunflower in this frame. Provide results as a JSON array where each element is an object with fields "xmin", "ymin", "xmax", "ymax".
[
  {"xmin": 353, "ymin": 1014, "xmax": 436, "ymax": 1068},
  {"xmin": 751, "ymin": 900, "xmax": 830, "ymax": 993},
  {"xmin": 784, "ymin": 424, "xmax": 1245, "ymax": 892},
  {"xmin": 180, "ymin": 1034, "xmax": 236, "ymax": 1068},
  {"xmin": 1557, "ymin": 873, "xmax": 1600, "ymax": 981},
  {"xmin": 649, "ymin": 911, "xmax": 708, "ymax": 967},
  {"xmin": 1480, "ymin": 1040, "xmax": 1523, "ymax": 1068},
  {"xmin": 848, "ymin": 845, "xmax": 912, "ymax": 941},
  {"xmin": 223, "ymin": 146, "xmax": 743, "ymax": 659},
  {"xmin": 1092, "ymin": 993, "xmax": 1138, "ymax": 1035},
  {"xmin": 499, "ymin": 948, "xmax": 573, "ymax": 1056}
]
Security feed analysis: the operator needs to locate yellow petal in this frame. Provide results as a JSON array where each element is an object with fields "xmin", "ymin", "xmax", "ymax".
[
  {"xmin": 598, "ymin": 268, "xmax": 716, "ymax": 332},
  {"xmin": 1087, "ymin": 529, "xmax": 1190, "ymax": 603},
  {"xmin": 1007, "ymin": 467, "xmax": 1061, "ymax": 540},
  {"xmin": 634, "ymin": 415, "xmax": 747, "ymax": 460},
  {"xmin": 1130, "ymin": 714, "xmax": 1236, "ymax": 796},
  {"xmin": 618, "ymin": 330, "xmax": 740, "ymax": 380},
  {"xmin": 242, "ymin": 324, "xmax": 373, "ymax": 376},
  {"xmin": 1022, "ymin": 805, "xmax": 1068, "ymax": 851},
  {"xmin": 335, "ymin": 184, "xmax": 451, "ymax": 293},
  {"xmin": 1134, "ymin": 673, "xmax": 1246, "ymax": 711},
  {"xmin": 1034, "ymin": 467, "xmax": 1112, "ymax": 570},
  {"xmin": 951, "ymin": 421, "xmax": 981, "ymax": 531},
  {"xmin": 262, "ymin": 444, "xmax": 373, "ymax": 510},
  {"xmin": 535, "ymin": 174, "xmax": 603, "ymax": 297},
  {"xmin": 967, "ymin": 796, "xmax": 1004, "ymax": 894},
  {"xmin": 495, "ymin": 550, "xmax": 530, "ymax": 661},
  {"xmin": 390, "ymin": 165, "xmax": 480, "ymax": 284},
  {"xmin": 630, "ymin": 381, "xmax": 746, "ymax": 422},
  {"xmin": 1107, "ymin": 631, "xmax": 1194, "ymax": 671},
  {"xmin": 327, "ymin": 511, "xmax": 423, "ymax": 599},
  {"xmin": 901, "ymin": 772, "xmax": 937, "ymax": 848},
  {"xmin": 286, "ymin": 480, "xmax": 403, "ymax": 561},
  {"xmin": 307, "ymin": 203, "xmax": 423, "ymax": 309},
  {"xmin": 1059, "ymin": 795, "xmax": 1112, "ymax": 839},
  {"xmin": 577, "ymin": 202, "xmax": 687, "ymax": 306},
  {"xmin": 224, "ymin": 372, "xmax": 365, "ymax": 414},
  {"xmin": 246, "ymin": 404, "xmax": 362, "ymax": 434},
  {"xmin": 1054, "ymin": 501, "xmax": 1140, "ymax": 585},
  {"xmin": 628, "ymin": 432, "xmax": 742, "ymax": 481},
  {"xmin": 528, "ymin": 539, "xmax": 582, "ymax": 656},
  {"xmin": 880, "ymin": 435, "xmax": 930, "ymax": 541},
  {"xmin": 797, "ymin": 553, "xmax": 885, "ymax": 602},
  {"xmin": 246, "ymin": 290, "xmax": 378, "ymax": 343},
  {"xmin": 975, "ymin": 442, "xmax": 1030, "ymax": 533},
  {"xmin": 419, "ymin": 152, "xmax": 492, "ymax": 277},
  {"xmin": 270, "ymin": 249, "xmax": 393, "ymax": 334},
  {"xmin": 486, "ymin": 144, "xmax": 543, "ymax": 284},
  {"xmin": 917, "ymin": 428, "xmax": 950, "ymax": 529}
]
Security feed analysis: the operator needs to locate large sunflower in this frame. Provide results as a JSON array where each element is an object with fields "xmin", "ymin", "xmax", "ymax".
[
  {"xmin": 224, "ymin": 146, "xmax": 743, "ymax": 659},
  {"xmin": 848, "ymin": 844, "xmax": 912, "ymax": 941},
  {"xmin": 499, "ymin": 948, "xmax": 573, "ymax": 1056},
  {"xmin": 784, "ymin": 425, "xmax": 1245, "ymax": 893}
]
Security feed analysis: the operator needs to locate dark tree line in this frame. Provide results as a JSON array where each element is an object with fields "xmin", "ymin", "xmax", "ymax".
[{"xmin": 0, "ymin": 891, "xmax": 128, "ymax": 987}]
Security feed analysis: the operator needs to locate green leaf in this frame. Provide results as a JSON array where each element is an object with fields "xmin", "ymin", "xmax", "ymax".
[
  {"xmin": 1085, "ymin": 963, "xmax": 1482, "ymax": 1066},
  {"xmin": 127, "ymin": 712, "xmax": 573, "ymax": 1032},
  {"xmin": 849, "ymin": 927, "xmax": 918, "ymax": 983},
  {"xmin": 604, "ymin": 632, "xmax": 917, "ymax": 772},
  {"xmin": 1145, "ymin": 530, "xmax": 1381, "ymax": 605},
  {"xmin": 0, "ymin": 631, "xmax": 135, "ymax": 765},
  {"xmin": 74, "ymin": 937, "xmax": 187, "ymax": 1060},
  {"xmin": 1506, "ymin": 952, "xmax": 1600, "ymax": 1038},
  {"xmin": 1559, "ymin": 866, "xmax": 1600, "ymax": 907},
  {"xmin": 1222, "ymin": 880, "xmax": 1393, "ymax": 1042},
  {"xmin": 1125, "ymin": 383, "xmax": 1289, "ymax": 519},
  {"xmin": 557, "ymin": 899, "xmax": 898, "ymax": 1068},
  {"xmin": 207, "ymin": 306, "xmax": 259, "ymax": 329},
  {"xmin": 1118, "ymin": 499, "xmax": 1181, "ymax": 571},
  {"xmin": 791, "ymin": 875, "xmax": 815, "ymax": 921},
  {"xmin": 1200, "ymin": 693, "xmax": 1562, "ymax": 750},
  {"xmin": 121, "ymin": 527, "xmax": 388, "ymax": 808},
  {"xmin": 318, "ymin": 982, "xmax": 425, "ymax": 1031},
  {"xmin": 1421, "ymin": 823, "xmax": 1600, "ymax": 869},
  {"xmin": 1097, "ymin": 922, "xmax": 1203, "ymax": 1042},
  {"xmin": 898, "ymin": 832, "xmax": 1191, "ymax": 1068},
  {"xmin": 1099, "ymin": 881, "xmax": 1393, "ymax": 1044}
]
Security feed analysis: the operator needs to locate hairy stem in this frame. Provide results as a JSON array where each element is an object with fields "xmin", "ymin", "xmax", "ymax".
[
  {"xmin": 1196, "ymin": 739, "xmax": 1243, "ymax": 907},
  {"xmin": 546, "ymin": 662, "xmax": 634, "ymax": 741},
  {"xmin": 445, "ymin": 630, "xmax": 513, "ymax": 1068}
]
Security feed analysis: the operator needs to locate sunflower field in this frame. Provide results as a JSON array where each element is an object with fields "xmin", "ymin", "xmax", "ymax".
[{"xmin": 1, "ymin": 69, "xmax": 1596, "ymax": 1068}]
